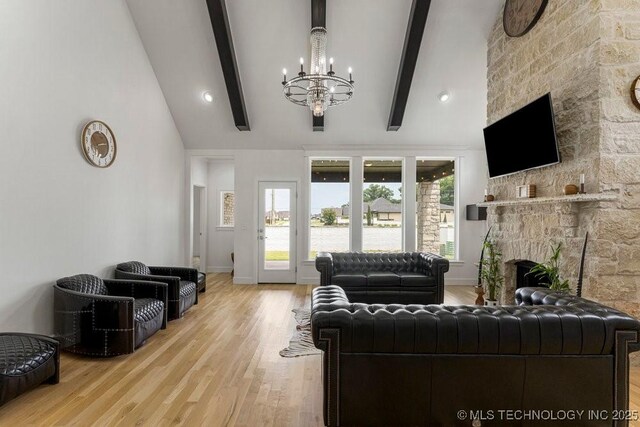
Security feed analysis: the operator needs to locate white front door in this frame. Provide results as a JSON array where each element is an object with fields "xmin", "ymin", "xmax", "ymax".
[{"xmin": 258, "ymin": 181, "xmax": 297, "ymax": 283}]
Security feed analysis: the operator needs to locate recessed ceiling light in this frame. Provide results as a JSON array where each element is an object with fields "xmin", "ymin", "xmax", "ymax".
[
  {"xmin": 202, "ymin": 91, "xmax": 214, "ymax": 103},
  {"xmin": 438, "ymin": 91, "xmax": 451, "ymax": 103}
]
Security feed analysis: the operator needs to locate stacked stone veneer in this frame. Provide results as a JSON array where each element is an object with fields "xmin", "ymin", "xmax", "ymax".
[
  {"xmin": 417, "ymin": 181, "xmax": 441, "ymax": 254},
  {"xmin": 486, "ymin": 0, "xmax": 640, "ymax": 323}
]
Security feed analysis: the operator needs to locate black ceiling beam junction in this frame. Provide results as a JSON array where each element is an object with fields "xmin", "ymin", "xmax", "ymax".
[
  {"xmin": 387, "ymin": 0, "xmax": 431, "ymax": 131},
  {"xmin": 206, "ymin": 0, "xmax": 250, "ymax": 131},
  {"xmin": 311, "ymin": 0, "xmax": 326, "ymax": 132}
]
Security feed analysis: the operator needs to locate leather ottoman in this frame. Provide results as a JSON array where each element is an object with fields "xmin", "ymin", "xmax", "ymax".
[{"xmin": 0, "ymin": 333, "xmax": 60, "ymax": 406}]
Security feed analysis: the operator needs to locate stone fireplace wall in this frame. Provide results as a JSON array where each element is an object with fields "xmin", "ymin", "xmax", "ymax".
[{"xmin": 486, "ymin": 0, "xmax": 640, "ymax": 323}]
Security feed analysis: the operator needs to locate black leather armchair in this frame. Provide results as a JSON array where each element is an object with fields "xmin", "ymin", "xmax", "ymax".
[
  {"xmin": 54, "ymin": 274, "xmax": 167, "ymax": 356},
  {"xmin": 115, "ymin": 261, "xmax": 198, "ymax": 320},
  {"xmin": 311, "ymin": 286, "xmax": 640, "ymax": 426},
  {"xmin": 315, "ymin": 252, "xmax": 449, "ymax": 304}
]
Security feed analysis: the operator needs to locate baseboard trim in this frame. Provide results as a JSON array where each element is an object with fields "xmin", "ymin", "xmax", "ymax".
[
  {"xmin": 207, "ymin": 266, "xmax": 233, "ymax": 273},
  {"xmin": 298, "ymin": 277, "xmax": 320, "ymax": 285},
  {"xmin": 232, "ymin": 276, "xmax": 254, "ymax": 285},
  {"xmin": 445, "ymin": 278, "xmax": 477, "ymax": 286}
]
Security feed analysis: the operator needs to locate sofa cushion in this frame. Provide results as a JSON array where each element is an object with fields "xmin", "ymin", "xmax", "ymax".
[
  {"xmin": 56, "ymin": 274, "xmax": 108, "ymax": 295},
  {"xmin": 134, "ymin": 298, "xmax": 164, "ymax": 323},
  {"xmin": 133, "ymin": 298, "xmax": 164, "ymax": 348},
  {"xmin": 398, "ymin": 272, "xmax": 434, "ymax": 287},
  {"xmin": 117, "ymin": 261, "xmax": 151, "ymax": 276},
  {"xmin": 332, "ymin": 252, "xmax": 423, "ymax": 274},
  {"xmin": 366, "ymin": 272, "xmax": 400, "ymax": 287},
  {"xmin": 179, "ymin": 280, "xmax": 197, "ymax": 298},
  {"xmin": 333, "ymin": 274, "xmax": 367, "ymax": 287}
]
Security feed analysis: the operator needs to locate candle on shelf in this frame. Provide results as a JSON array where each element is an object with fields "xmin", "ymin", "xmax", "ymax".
[
  {"xmin": 580, "ymin": 174, "xmax": 585, "ymax": 184},
  {"xmin": 579, "ymin": 173, "xmax": 586, "ymax": 194},
  {"xmin": 484, "ymin": 189, "xmax": 488, "ymax": 202}
]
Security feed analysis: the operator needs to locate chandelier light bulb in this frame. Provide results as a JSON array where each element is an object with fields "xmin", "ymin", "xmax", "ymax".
[
  {"xmin": 282, "ymin": 68, "xmax": 287, "ymax": 75},
  {"xmin": 300, "ymin": 57, "xmax": 304, "ymax": 65},
  {"xmin": 348, "ymin": 67, "xmax": 352, "ymax": 74},
  {"xmin": 330, "ymin": 86, "xmax": 335, "ymax": 93},
  {"xmin": 202, "ymin": 91, "xmax": 213, "ymax": 103},
  {"xmin": 330, "ymin": 57, "xmax": 334, "ymax": 65}
]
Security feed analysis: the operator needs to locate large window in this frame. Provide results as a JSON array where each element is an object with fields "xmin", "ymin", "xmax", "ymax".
[
  {"xmin": 416, "ymin": 159, "xmax": 456, "ymax": 259},
  {"xmin": 362, "ymin": 159, "xmax": 402, "ymax": 253},
  {"xmin": 309, "ymin": 159, "xmax": 350, "ymax": 259}
]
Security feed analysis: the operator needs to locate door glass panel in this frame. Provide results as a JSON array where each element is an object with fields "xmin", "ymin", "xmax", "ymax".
[{"xmin": 264, "ymin": 188, "xmax": 290, "ymax": 270}]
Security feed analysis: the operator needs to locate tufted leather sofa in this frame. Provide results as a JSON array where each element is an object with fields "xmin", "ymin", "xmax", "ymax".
[
  {"xmin": 315, "ymin": 252, "xmax": 449, "ymax": 304},
  {"xmin": 311, "ymin": 286, "xmax": 640, "ymax": 426},
  {"xmin": 54, "ymin": 274, "xmax": 167, "ymax": 356},
  {"xmin": 115, "ymin": 261, "xmax": 198, "ymax": 320},
  {"xmin": 0, "ymin": 333, "xmax": 59, "ymax": 406}
]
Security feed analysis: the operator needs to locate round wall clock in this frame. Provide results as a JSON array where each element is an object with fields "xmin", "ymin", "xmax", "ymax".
[
  {"xmin": 631, "ymin": 75, "xmax": 640, "ymax": 110},
  {"xmin": 503, "ymin": 0, "xmax": 548, "ymax": 38},
  {"xmin": 80, "ymin": 120, "xmax": 116, "ymax": 168}
]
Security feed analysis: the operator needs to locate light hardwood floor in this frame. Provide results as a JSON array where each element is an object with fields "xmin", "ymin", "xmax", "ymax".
[{"xmin": 1, "ymin": 274, "xmax": 639, "ymax": 426}]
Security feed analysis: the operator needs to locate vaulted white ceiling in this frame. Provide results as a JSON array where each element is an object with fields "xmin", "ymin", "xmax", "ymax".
[{"xmin": 126, "ymin": 0, "xmax": 503, "ymax": 149}]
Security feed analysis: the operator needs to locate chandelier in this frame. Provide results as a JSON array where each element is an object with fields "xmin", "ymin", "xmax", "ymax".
[{"xmin": 282, "ymin": 27, "xmax": 354, "ymax": 117}]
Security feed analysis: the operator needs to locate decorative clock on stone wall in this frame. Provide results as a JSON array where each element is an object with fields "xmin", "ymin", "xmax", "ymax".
[
  {"xmin": 80, "ymin": 120, "xmax": 116, "ymax": 168},
  {"xmin": 631, "ymin": 75, "xmax": 640, "ymax": 110},
  {"xmin": 503, "ymin": 0, "xmax": 548, "ymax": 38}
]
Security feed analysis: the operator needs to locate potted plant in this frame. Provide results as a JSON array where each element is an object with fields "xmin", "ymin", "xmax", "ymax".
[
  {"xmin": 527, "ymin": 242, "xmax": 571, "ymax": 293},
  {"xmin": 481, "ymin": 239, "xmax": 503, "ymax": 306}
]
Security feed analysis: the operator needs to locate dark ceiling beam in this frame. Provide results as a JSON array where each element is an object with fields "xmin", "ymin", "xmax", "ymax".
[
  {"xmin": 387, "ymin": 0, "xmax": 431, "ymax": 131},
  {"xmin": 205, "ymin": 0, "xmax": 250, "ymax": 131},
  {"xmin": 312, "ymin": 0, "xmax": 326, "ymax": 132}
]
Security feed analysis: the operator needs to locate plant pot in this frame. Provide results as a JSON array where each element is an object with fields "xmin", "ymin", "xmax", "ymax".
[{"xmin": 484, "ymin": 299, "xmax": 499, "ymax": 307}]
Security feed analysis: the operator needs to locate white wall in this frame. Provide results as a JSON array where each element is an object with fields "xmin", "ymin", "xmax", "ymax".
[
  {"xmin": 206, "ymin": 160, "xmax": 235, "ymax": 272},
  {"xmin": 0, "ymin": 0, "xmax": 186, "ymax": 333},
  {"xmin": 232, "ymin": 150, "xmax": 306, "ymax": 284},
  {"xmin": 189, "ymin": 146, "xmax": 488, "ymax": 286}
]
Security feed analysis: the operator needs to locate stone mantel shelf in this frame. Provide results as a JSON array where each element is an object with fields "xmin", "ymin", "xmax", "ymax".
[{"xmin": 476, "ymin": 193, "xmax": 618, "ymax": 208}]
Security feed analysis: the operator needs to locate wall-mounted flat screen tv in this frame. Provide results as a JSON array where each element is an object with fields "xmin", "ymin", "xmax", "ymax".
[{"xmin": 483, "ymin": 93, "xmax": 560, "ymax": 178}]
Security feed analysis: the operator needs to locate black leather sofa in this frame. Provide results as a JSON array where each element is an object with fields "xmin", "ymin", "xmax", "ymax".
[
  {"xmin": 311, "ymin": 286, "xmax": 640, "ymax": 427},
  {"xmin": 315, "ymin": 252, "xmax": 449, "ymax": 304}
]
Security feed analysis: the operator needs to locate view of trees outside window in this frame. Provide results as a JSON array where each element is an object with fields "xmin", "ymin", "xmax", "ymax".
[
  {"xmin": 309, "ymin": 160, "xmax": 350, "ymax": 259},
  {"xmin": 416, "ymin": 159, "xmax": 456, "ymax": 259},
  {"xmin": 306, "ymin": 158, "xmax": 456, "ymax": 259},
  {"xmin": 362, "ymin": 159, "xmax": 402, "ymax": 252}
]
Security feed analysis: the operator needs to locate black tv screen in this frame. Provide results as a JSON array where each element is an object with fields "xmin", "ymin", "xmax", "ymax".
[{"xmin": 483, "ymin": 93, "xmax": 560, "ymax": 178}]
